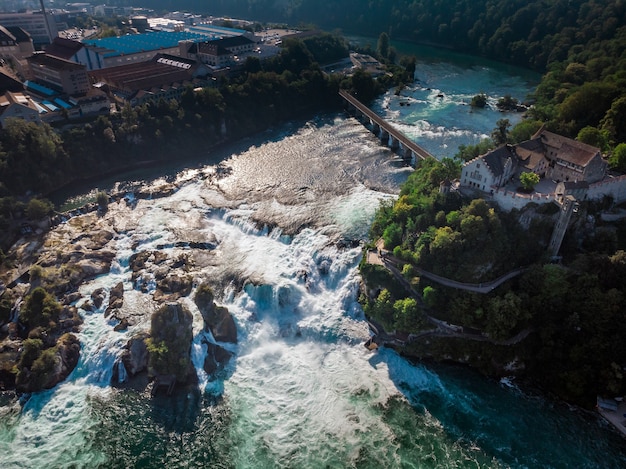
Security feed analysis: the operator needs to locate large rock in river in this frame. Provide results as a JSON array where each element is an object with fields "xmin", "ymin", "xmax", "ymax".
[
  {"xmin": 105, "ymin": 281, "xmax": 124, "ymax": 317},
  {"xmin": 194, "ymin": 283, "xmax": 237, "ymax": 343},
  {"xmin": 121, "ymin": 332, "xmax": 149, "ymax": 376},
  {"xmin": 15, "ymin": 333, "xmax": 80, "ymax": 393},
  {"xmin": 147, "ymin": 303, "xmax": 194, "ymax": 384},
  {"xmin": 203, "ymin": 341, "xmax": 233, "ymax": 376}
]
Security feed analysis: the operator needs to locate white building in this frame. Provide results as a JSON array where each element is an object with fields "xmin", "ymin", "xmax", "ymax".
[
  {"xmin": 461, "ymin": 144, "xmax": 517, "ymax": 192},
  {"xmin": 0, "ymin": 90, "xmax": 41, "ymax": 127},
  {"xmin": 461, "ymin": 129, "xmax": 608, "ymax": 193}
]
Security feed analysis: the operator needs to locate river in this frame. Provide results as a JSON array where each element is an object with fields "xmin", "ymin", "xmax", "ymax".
[{"xmin": 2, "ymin": 48, "xmax": 626, "ymax": 468}]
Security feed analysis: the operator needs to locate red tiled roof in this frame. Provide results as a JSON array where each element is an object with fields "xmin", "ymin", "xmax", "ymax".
[{"xmin": 535, "ymin": 129, "xmax": 600, "ymax": 167}]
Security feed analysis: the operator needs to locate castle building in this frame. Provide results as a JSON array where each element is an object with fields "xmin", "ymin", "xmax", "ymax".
[{"xmin": 461, "ymin": 128, "xmax": 607, "ymax": 193}]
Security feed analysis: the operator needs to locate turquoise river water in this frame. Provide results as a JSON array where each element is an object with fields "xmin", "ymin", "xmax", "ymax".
[{"xmin": 2, "ymin": 45, "xmax": 626, "ymax": 468}]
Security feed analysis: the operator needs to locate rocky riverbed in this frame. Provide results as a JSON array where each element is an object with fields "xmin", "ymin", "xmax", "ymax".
[{"xmin": 0, "ymin": 176, "xmax": 238, "ymax": 396}]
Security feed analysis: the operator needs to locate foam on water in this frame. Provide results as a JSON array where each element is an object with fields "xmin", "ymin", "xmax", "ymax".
[
  {"xmin": 1, "ymin": 240, "xmax": 138, "ymax": 468},
  {"xmin": 371, "ymin": 59, "xmax": 537, "ymax": 159},
  {"xmin": 4, "ymin": 56, "xmax": 626, "ymax": 468}
]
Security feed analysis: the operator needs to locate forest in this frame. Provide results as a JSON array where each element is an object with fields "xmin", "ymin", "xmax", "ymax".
[
  {"xmin": 361, "ymin": 157, "xmax": 626, "ymax": 406},
  {"xmin": 119, "ymin": 1, "xmax": 626, "ymax": 69},
  {"xmin": 106, "ymin": 1, "xmax": 626, "ymax": 151}
]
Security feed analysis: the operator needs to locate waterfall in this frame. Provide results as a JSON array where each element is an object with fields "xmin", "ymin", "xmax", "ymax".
[{"xmin": 116, "ymin": 360, "xmax": 128, "ymax": 384}]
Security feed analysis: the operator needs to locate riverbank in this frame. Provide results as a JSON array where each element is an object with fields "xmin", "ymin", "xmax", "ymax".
[{"xmin": 598, "ymin": 399, "xmax": 626, "ymax": 439}]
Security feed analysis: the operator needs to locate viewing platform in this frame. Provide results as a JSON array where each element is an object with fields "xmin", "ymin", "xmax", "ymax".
[{"xmin": 339, "ymin": 89, "xmax": 435, "ymax": 165}]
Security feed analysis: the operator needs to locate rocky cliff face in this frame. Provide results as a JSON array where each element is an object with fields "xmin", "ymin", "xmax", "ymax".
[{"xmin": 195, "ymin": 284, "xmax": 238, "ymax": 344}]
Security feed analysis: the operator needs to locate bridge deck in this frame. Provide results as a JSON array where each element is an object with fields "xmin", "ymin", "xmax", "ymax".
[{"xmin": 339, "ymin": 89, "xmax": 434, "ymax": 161}]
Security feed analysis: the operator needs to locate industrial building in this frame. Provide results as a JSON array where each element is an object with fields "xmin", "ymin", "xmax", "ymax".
[
  {"xmin": 0, "ymin": 25, "xmax": 34, "ymax": 60},
  {"xmin": 89, "ymin": 53, "xmax": 212, "ymax": 106},
  {"xmin": 79, "ymin": 30, "xmax": 220, "ymax": 70},
  {"xmin": 0, "ymin": 10, "xmax": 57, "ymax": 45},
  {"xmin": 183, "ymin": 36, "xmax": 257, "ymax": 68},
  {"xmin": 27, "ymin": 52, "xmax": 90, "ymax": 95}
]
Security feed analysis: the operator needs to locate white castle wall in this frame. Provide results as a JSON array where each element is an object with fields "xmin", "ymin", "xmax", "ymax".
[
  {"xmin": 487, "ymin": 175, "xmax": 626, "ymax": 211},
  {"xmin": 586, "ymin": 175, "xmax": 626, "ymax": 203},
  {"xmin": 489, "ymin": 188, "xmax": 557, "ymax": 211}
]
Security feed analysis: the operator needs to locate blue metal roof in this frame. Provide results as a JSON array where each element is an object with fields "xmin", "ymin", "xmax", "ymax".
[
  {"xmin": 24, "ymin": 80, "xmax": 56, "ymax": 96},
  {"xmin": 54, "ymin": 98, "xmax": 73, "ymax": 109},
  {"xmin": 83, "ymin": 31, "xmax": 216, "ymax": 58},
  {"xmin": 42, "ymin": 100, "xmax": 59, "ymax": 111}
]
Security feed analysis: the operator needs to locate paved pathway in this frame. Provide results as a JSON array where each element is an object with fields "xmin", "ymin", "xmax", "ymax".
[{"xmin": 365, "ymin": 243, "xmax": 532, "ymax": 347}]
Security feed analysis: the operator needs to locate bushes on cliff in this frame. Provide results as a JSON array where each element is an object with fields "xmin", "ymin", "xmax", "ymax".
[
  {"xmin": 19, "ymin": 287, "xmax": 62, "ymax": 331},
  {"xmin": 15, "ymin": 333, "xmax": 80, "ymax": 392},
  {"xmin": 0, "ymin": 119, "xmax": 68, "ymax": 196}
]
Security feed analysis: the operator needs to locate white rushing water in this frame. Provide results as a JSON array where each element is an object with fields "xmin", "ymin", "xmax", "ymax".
[{"xmin": 3, "ymin": 59, "xmax": 626, "ymax": 468}]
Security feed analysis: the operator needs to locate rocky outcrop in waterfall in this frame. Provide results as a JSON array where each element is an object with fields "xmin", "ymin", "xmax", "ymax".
[
  {"xmin": 14, "ymin": 333, "xmax": 80, "ymax": 393},
  {"xmin": 146, "ymin": 303, "xmax": 195, "ymax": 384},
  {"xmin": 121, "ymin": 332, "xmax": 150, "ymax": 376},
  {"xmin": 105, "ymin": 282, "xmax": 124, "ymax": 317},
  {"xmin": 203, "ymin": 341, "xmax": 233, "ymax": 376},
  {"xmin": 194, "ymin": 283, "xmax": 237, "ymax": 379},
  {"xmin": 194, "ymin": 283, "xmax": 237, "ymax": 344}
]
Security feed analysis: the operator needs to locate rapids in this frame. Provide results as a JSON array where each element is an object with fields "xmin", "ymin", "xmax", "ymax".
[{"xmin": 2, "ymin": 52, "xmax": 626, "ymax": 468}]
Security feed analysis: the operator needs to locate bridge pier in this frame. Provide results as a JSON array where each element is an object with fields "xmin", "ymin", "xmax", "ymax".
[
  {"xmin": 390, "ymin": 136, "xmax": 399, "ymax": 150},
  {"xmin": 380, "ymin": 129, "xmax": 389, "ymax": 145},
  {"xmin": 372, "ymin": 121, "xmax": 380, "ymax": 135},
  {"xmin": 404, "ymin": 147, "xmax": 415, "ymax": 164}
]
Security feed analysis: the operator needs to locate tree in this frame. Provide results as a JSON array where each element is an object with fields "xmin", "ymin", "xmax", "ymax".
[
  {"xmin": 382, "ymin": 222, "xmax": 403, "ymax": 249},
  {"xmin": 491, "ymin": 118, "xmax": 511, "ymax": 145},
  {"xmin": 456, "ymin": 139, "xmax": 494, "ymax": 162},
  {"xmin": 602, "ymin": 96, "xmax": 626, "ymax": 144},
  {"xmin": 369, "ymin": 288, "xmax": 395, "ymax": 329},
  {"xmin": 96, "ymin": 191, "xmax": 109, "ymax": 212},
  {"xmin": 422, "ymin": 286, "xmax": 438, "ymax": 308},
  {"xmin": 519, "ymin": 172, "xmax": 540, "ymax": 191},
  {"xmin": 509, "ymin": 119, "xmax": 543, "ymax": 144},
  {"xmin": 577, "ymin": 126, "xmax": 609, "ymax": 152},
  {"xmin": 393, "ymin": 297, "xmax": 423, "ymax": 331},
  {"xmin": 399, "ymin": 55, "xmax": 416, "ymax": 77},
  {"xmin": 609, "ymin": 143, "xmax": 626, "ymax": 173},
  {"xmin": 485, "ymin": 291, "xmax": 524, "ymax": 340},
  {"xmin": 19, "ymin": 287, "xmax": 62, "ymax": 329},
  {"xmin": 244, "ymin": 56, "xmax": 262, "ymax": 74},
  {"xmin": 26, "ymin": 198, "xmax": 53, "ymax": 220},
  {"xmin": 349, "ymin": 68, "xmax": 378, "ymax": 103},
  {"xmin": 377, "ymin": 32, "xmax": 390, "ymax": 60},
  {"xmin": 0, "ymin": 119, "xmax": 68, "ymax": 194},
  {"xmin": 558, "ymin": 82, "xmax": 619, "ymax": 132},
  {"xmin": 470, "ymin": 93, "xmax": 487, "ymax": 108}
]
